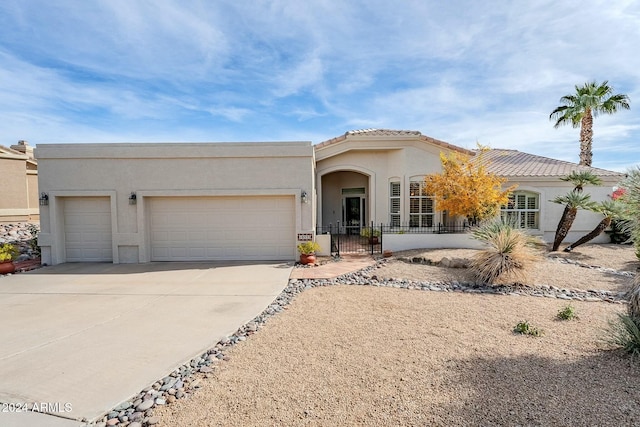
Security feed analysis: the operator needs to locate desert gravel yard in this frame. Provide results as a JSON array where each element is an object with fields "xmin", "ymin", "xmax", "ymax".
[{"xmin": 156, "ymin": 245, "xmax": 640, "ymax": 426}]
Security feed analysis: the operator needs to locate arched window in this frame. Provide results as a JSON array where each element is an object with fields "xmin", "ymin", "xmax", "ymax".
[{"xmin": 501, "ymin": 191, "xmax": 539, "ymax": 229}]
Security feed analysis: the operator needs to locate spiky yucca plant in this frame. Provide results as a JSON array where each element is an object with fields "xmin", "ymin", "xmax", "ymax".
[{"xmin": 470, "ymin": 219, "xmax": 542, "ymax": 285}]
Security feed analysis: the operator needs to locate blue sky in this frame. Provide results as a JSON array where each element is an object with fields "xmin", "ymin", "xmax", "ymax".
[{"xmin": 1, "ymin": 1, "xmax": 638, "ymax": 171}]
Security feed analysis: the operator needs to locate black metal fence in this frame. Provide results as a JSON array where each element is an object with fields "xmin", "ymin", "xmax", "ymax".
[
  {"xmin": 316, "ymin": 221, "xmax": 471, "ymax": 256},
  {"xmin": 380, "ymin": 221, "xmax": 471, "ymax": 234}
]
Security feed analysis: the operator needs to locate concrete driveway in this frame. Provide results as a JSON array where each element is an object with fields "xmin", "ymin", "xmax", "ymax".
[{"xmin": 0, "ymin": 262, "xmax": 292, "ymax": 426}]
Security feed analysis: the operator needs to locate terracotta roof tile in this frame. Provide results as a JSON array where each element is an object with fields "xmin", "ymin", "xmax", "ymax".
[
  {"xmin": 315, "ymin": 128, "xmax": 473, "ymax": 154},
  {"xmin": 478, "ymin": 149, "xmax": 623, "ymax": 178}
]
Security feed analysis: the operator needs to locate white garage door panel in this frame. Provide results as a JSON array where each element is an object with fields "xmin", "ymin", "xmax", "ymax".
[
  {"xmin": 64, "ymin": 197, "xmax": 112, "ymax": 262},
  {"xmin": 149, "ymin": 196, "xmax": 295, "ymax": 261}
]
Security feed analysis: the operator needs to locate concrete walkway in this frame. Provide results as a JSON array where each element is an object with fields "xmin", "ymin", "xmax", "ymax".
[{"xmin": 0, "ymin": 262, "xmax": 292, "ymax": 426}]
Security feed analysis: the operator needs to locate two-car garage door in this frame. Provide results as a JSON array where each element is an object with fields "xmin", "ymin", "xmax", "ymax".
[
  {"xmin": 62, "ymin": 196, "xmax": 296, "ymax": 262},
  {"xmin": 148, "ymin": 196, "xmax": 295, "ymax": 261}
]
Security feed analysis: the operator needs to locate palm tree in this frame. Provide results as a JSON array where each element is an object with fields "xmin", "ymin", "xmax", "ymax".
[
  {"xmin": 563, "ymin": 200, "xmax": 622, "ymax": 252},
  {"xmin": 551, "ymin": 192, "xmax": 597, "ymax": 251},
  {"xmin": 551, "ymin": 171, "xmax": 602, "ymax": 251},
  {"xmin": 560, "ymin": 171, "xmax": 602, "ymax": 193},
  {"xmin": 550, "ymin": 81, "xmax": 630, "ymax": 166}
]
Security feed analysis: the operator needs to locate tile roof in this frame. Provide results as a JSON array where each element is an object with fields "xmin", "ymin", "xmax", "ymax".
[
  {"xmin": 345, "ymin": 128, "xmax": 422, "ymax": 137},
  {"xmin": 478, "ymin": 149, "xmax": 623, "ymax": 178},
  {"xmin": 315, "ymin": 128, "xmax": 474, "ymax": 154},
  {"xmin": 315, "ymin": 130, "xmax": 622, "ymax": 179}
]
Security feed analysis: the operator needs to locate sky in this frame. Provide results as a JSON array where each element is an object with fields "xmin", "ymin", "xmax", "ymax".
[{"xmin": 0, "ymin": 0, "xmax": 638, "ymax": 172}]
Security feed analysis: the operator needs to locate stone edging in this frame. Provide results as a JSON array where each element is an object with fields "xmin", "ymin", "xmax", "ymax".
[{"xmin": 94, "ymin": 258, "xmax": 630, "ymax": 426}]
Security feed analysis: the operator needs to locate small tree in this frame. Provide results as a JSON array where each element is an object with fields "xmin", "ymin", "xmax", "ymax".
[{"xmin": 424, "ymin": 149, "xmax": 516, "ymax": 224}]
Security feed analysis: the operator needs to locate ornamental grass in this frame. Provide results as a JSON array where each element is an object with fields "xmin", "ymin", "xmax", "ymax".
[{"xmin": 470, "ymin": 219, "xmax": 542, "ymax": 285}]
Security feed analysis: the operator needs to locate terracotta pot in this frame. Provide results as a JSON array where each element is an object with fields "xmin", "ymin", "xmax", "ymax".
[
  {"xmin": 0, "ymin": 260, "xmax": 15, "ymax": 275},
  {"xmin": 299, "ymin": 253, "xmax": 316, "ymax": 265}
]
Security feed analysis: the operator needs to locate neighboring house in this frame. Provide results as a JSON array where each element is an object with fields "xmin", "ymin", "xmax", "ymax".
[
  {"xmin": 35, "ymin": 130, "xmax": 625, "ymax": 265},
  {"xmin": 0, "ymin": 141, "xmax": 39, "ymax": 222}
]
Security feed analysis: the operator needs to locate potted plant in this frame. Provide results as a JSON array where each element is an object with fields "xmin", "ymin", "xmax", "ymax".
[
  {"xmin": 297, "ymin": 241, "xmax": 321, "ymax": 265},
  {"xmin": 360, "ymin": 228, "xmax": 381, "ymax": 244},
  {"xmin": 0, "ymin": 243, "xmax": 19, "ymax": 275}
]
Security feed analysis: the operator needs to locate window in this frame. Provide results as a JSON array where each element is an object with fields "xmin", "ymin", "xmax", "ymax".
[
  {"xmin": 501, "ymin": 191, "xmax": 539, "ymax": 229},
  {"xmin": 390, "ymin": 182, "xmax": 400, "ymax": 227},
  {"xmin": 409, "ymin": 181, "xmax": 435, "ymax": 227}
]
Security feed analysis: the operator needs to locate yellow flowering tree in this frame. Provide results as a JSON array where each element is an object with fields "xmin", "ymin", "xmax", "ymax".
[{"xmin": 424, "ymin": 150, "xmax": 516, "ymax": 223}]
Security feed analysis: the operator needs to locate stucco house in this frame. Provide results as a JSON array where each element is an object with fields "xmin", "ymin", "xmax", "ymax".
[
  {"xmin": 35, "ymin": 129, "xmax": 624, "ymax": 265},
  {"xmin": 0, "ymin": 141, "xmax": 39, "ymax": 222}
]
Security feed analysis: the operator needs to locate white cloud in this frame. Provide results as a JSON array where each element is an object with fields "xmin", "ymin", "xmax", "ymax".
[{"xmin": 0, "ymin": 0, "xmax": 638, "ymax": 172}]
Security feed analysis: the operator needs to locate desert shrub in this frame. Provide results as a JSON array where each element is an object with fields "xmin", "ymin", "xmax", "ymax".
[
  {"xmin": 556, "ymin": 305, "xmax": 578, "ymax": 320},
  {"xmin": 470, "ymin": 219, "xmax": 542, "ymax": 285},
  {"xmin": 605, "ymin": 274, "xmax": 640, "ymax": 358},
  {"xmin": 606, "ymin": 313, "xmax": 640, "ymax": 358},
  {"xmin": 513, "ymin": 320, "xmax": 544, "ymax": 337},
  {"xmin": 26, "ymin": 223, "xmax": 40, "ymax": 257}
]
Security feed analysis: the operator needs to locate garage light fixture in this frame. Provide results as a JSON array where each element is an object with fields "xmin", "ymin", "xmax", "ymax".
[
  {"xmin": 301, "ymin": 190, "xmax": 308, "ymax": 204},
  {"xmin": 39, "ymin": 192, "xmax": 49, "ymax": 206},
  {"xmin": 129, "ymin": 192, "xmax": 137, "ymax": 205}
]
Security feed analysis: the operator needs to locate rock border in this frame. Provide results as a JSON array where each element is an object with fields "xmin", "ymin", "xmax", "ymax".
[{"xmin": 93, "ymin": 258, "xmax": 631, "ymax": 426}]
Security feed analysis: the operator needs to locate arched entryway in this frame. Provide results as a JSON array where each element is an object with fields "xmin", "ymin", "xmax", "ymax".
[{"xmin": 317, "ymin": 168, "xmax": 381, "ymax": 255}]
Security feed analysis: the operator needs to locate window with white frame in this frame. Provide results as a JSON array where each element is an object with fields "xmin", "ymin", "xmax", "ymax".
[
  {"xmin": 409, "ymin": 181, "xmax": 435, "ymax": 227},
  {"xmin": 501, "ymin": 191, "xmax": 539, "ymax": 229},
  {"xmin": 390, "ymin": 182, "xmax": 400, "ymax": 227}
]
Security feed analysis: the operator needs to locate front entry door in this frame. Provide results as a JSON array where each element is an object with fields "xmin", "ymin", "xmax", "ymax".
[{"xmin": 344, "ymin": 196, "xmax": 363, "ymax": 235}]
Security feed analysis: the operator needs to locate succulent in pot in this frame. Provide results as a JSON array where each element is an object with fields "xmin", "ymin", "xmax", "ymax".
[
  {"xmin": 0, "ymin": 243, "xmax": 19, "ymax": 274},
  {"xmin": 297, "ymin": 241, "xmax": 321, "ymax": 265}
]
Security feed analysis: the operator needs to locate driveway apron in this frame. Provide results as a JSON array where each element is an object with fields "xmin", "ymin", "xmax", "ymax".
[{"xmin": 0, "ymin": 262, "xmax": 292, "ymax": 425}]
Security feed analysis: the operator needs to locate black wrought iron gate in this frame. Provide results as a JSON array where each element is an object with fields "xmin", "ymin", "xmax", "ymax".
[{"xmin": 316, "ymin": 222, "xmax": 382, "ymax": 257}]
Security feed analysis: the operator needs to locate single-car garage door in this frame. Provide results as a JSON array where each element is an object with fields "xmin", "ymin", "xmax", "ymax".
[
  {"xmin": 148, "ymin": 196, "xmax": 295, "ymax": 261},
  {"xmin": 64, "ymin": 197, "xmax": 113, "ymax": 262}
]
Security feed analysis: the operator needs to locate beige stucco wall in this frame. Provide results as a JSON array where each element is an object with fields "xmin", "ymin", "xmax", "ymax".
[
  {"xmin": 316, "ymin": 136, "xmax": 623, "ymax": 246},
  {"xmin": 0, "ymin": 158, "xmax": 27, "ymax": 209},
  {"xmin": 506, "ymin": 177, "xmax": 623, "ymax": 244},
  {"xmin": 36, "ymin": 142, "xmax": 315, "ymax": 265},
  {"xmin": 0, "ymin": 154, "xmax": 39, "ymax": 222},
  {"xmin": 316, "ymin": 139, "xmax": 461, "ymax": 227}
]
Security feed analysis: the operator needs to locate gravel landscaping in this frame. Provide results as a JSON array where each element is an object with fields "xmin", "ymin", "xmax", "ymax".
[{"xmin": 150, "ymin": 244, "xmax": 640, "ymax": 427}]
